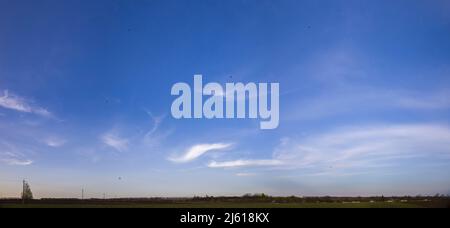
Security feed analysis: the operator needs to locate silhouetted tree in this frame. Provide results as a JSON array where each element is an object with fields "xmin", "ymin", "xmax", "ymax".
[{"xmin": 22, "ymin": 181, "xmax": 33, "ymax": 201}]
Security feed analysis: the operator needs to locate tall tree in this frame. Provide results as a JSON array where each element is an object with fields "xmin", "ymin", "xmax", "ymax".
[{"xmin": 22, "ymin": 180, "xmax": 33, "ymax": 202}]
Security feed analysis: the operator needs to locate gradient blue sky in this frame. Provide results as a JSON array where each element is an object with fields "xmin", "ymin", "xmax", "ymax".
[{"xmin": 1, "ymin": 0, "xmax": 450, "ymax": 198}]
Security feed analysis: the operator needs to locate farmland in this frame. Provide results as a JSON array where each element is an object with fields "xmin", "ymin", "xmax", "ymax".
[{"xmin": 1, "ymin": 196, "xmax": 449, "ymax": 208}]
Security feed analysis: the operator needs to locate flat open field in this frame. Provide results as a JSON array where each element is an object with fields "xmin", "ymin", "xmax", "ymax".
[
  {"xmin": 0, "ymin": 201, "xmax": 444, "ymax": 208},
  {"xmin": 2, "ymin": 196, "xmax": 449, "ymax": 208}
]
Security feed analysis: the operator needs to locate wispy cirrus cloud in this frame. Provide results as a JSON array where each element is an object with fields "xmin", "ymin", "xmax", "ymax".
[
  {"xmin": 0, "ymin": 158, "xmax": 33, "ymax": 166},
  {"xmin": 208, "ymin": 159, "xmax": 282, "ymax": 168},
  {"xmin": 95, "ymin": 111, "xmax": 169, "ymax": 160},
  {"xmin": 283, "ymin": 46, "xmax": 450, "ymax": 122},
  {"xmin": 396, "ymin": 90, "xmax": 450, "ymax": 109},
  {"xmin": 0, "ymin": 142, "xmax": 33, "ymax": 166},
  {"xmin": 44, "ymin": 137, "xmax": 67, "ymax": 148},
  {"xmin": 101, "ymin": 132, "xmax": 129, "ymax": 152},
  {"xmin": 287, "ymin": 88, "xmax": 450, "ymax": 122},
  {"xmin": 144, "ymin": 110, "xmax": 165, "ymax": 137},
  {"xmin": 272, "ymin": 124, "xmax": 450, "ymax": 172},
  {"xmin": 0, "ymin": 90, "xmax": 53, "ymax": 118},
  {"xmin": 208, "ymin": 124, "xmax": 450, "ymax": 173},
  {"xmin": 169, "ymin": 143, "xmax": 232, "ymax": 163}
]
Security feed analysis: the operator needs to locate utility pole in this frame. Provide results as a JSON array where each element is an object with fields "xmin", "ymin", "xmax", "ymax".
[
  {"xmin": 82, "ymin": 188, "xmax": 84, "ymax": 200},
  {"xmin": 22, "ymin": 179, "xmax": 25, "ymax": 204}
]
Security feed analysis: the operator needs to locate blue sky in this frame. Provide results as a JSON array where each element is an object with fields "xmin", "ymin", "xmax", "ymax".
[{"xmin": 1, "ymin": 0, "xmax": 450, "ymax": 198}]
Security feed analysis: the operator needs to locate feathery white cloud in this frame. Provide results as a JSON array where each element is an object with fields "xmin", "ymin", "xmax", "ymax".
[
  {"xmin": 287, "ymin": 88, "xmax": 450, "ymax": 122},
  {"xmin": 273, "ymin": 124, "xmax": 450, "ymax": 171},
  {"xmin": 44, "ymin": 137, "xmax": 67, "ymax": 148},
  {"xmin": 207, "ymin": 124, "xmax": 450, "ymax": 173},
  {"xmin": 101, "ymin": 132, "xmax": 129, "ymax": 152},
  {"xmin": 208, "ymin": 159, "xmax": 283, "ymax": 168},
  {"xmin": 396, "ymin": 90, "xmax": 450, "ymax": 109},
  {"xmin": 169, "ymin": 143, "xmax": 232, "ymax": 163},
  {"xmin": 0, "ymin": 158, "xmax": 33, "ymax": 166},
  {"xmin": 144, "ymin": 110, "xmax": 165, "ymax": 137},
  {"xmin": 0, "ymin": 144, "xmax": 33, "ymax": 166},
  {"xmin": 0, "ymin": 90, "xmax": 53, "ymax": 118}
]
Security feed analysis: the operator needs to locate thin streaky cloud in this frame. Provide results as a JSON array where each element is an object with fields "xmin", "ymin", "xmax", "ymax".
[
  {"xmin": 44, "ymin": 137, "xmax": 67, "ymax": 148},
  {"xmin": 273, "ymin": 124, "xmax": 450, "ymax": 172},
  {"xmin": 208, "ymin": 124, "xmax": 450, "ymax": 173},
  {"xmin": 101, "ymin": 132, "xmax": 129, "ymax": 152},
  {"xmin": 0, "ymin": 90, "xmax": 53, "ymax": 118},
  {"xmin": 0, "ymin": 158, "xmax": 33, "ymax": 166},
  {"xmin": 235, "ymin": 172, "xmax": 258, "ymax": 177},
  {"xmin": 144, "ymin": 110, "xmax": 165, "ymax": 137},
  {"xmin": 169, "ymin": 143, "xmax": 232, "ymax": 163},
  {"xmin": 0, "ymin": 145, "xmax": 33, "ymax": 166},
  {"xmin": 396, "ymin": 90, "xmax": 450, "ymax": 109},
  {"xmin": 287, "ymin": 87, "xmax": 450, "ymax": 122},
  {"xmin": 208, "ymin": 159, "xmax": 283, "ymax": 168}
]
